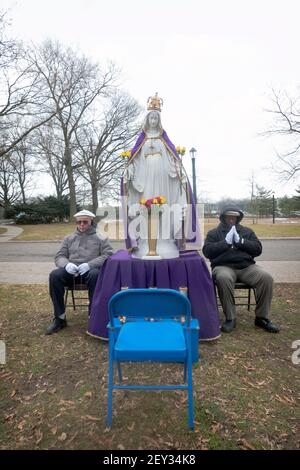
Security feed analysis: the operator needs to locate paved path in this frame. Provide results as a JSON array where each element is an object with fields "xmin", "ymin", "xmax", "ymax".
[
  {"xmin": 0, "ymin": 224, "xmax": 23, "ymax": 242},
  {"xmin": 1, "ymin": 239, "xmax": 300, "ymax": 261},
  {"xmin": 0, "ymin": 230, "xmax": 299, "ymax": 284},
  {"xmin": 0, "ymin": 260, "xmax": 299, "ymax": 284},
  {"xmin": 0, "ymin": 261, "xmax": 55, "ymax": 284}
]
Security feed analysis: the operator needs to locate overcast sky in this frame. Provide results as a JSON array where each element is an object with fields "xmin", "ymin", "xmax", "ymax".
[{"xmin": 2, "ymin": 0, "xmax": 300, "ymax": 201}]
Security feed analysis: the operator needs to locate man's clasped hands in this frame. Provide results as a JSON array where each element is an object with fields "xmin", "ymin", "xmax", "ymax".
[
  {"xmin": 225, "ymin": 225, "xmax": 240, "ymax": 245},
  {"xmin": 65, "ymin": 262, "xmax": 90, "ymax": 276}
]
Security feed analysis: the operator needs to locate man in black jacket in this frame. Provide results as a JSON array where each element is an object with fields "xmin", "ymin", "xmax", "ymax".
[{"xmin": 202, "ymin": 204, "xmax": 280, "ymax": 333}]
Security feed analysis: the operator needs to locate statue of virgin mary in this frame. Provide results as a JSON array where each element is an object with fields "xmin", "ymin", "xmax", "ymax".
[{"xmin": 121, "ymin": 94, "xmax": 200, "ymax": 259}]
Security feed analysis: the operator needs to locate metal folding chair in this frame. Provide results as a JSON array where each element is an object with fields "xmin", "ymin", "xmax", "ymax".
[
  {"xmin": 214, "ymin": 281, "xmax": 257, "ymax": 311},
  {"xmin": 107, "ymin": 288, "xmax": 197, "ymax": 430},
  {"xmin": 64, "ymin": 275, "xmax": 89, "ymax": 311},
  {"xmin": 233, "ymin": 282, "xmax": 257, "ymax": 310}
]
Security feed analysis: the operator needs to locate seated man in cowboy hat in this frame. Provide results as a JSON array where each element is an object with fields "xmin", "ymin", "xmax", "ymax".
[
  {"xmin": 46, "ymin": 210, "xmax": 113, "ymax": 335},
  {"xmin": 203, "ymin": 204, "xmax": 280, "ymax": 334}
]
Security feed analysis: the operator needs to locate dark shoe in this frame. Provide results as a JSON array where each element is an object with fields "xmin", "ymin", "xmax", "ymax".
[
  {"xmin": 255, "ymin": 317, "xmax": 280, "ymax": 333},
  {"xmin": 46, "ymin": 317, "xmax": 67, "ymax": 335},
  {"xmin": 221, "ymin": 319, "xmax": 236, "ymax": 333}
]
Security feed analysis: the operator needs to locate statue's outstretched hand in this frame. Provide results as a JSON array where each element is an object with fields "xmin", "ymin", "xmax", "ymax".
[{"xmin": 128, "ymin": 203, "xmax": 141, "ymax": 218}]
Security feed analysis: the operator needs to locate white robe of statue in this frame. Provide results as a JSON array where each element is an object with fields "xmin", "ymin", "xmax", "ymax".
[{"xmin": 125, "ymin": 110, "xmax": 187, "ymax": 259}]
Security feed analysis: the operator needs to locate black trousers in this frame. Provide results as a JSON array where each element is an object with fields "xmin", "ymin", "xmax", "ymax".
[{"xmin": 49, "ymin": 267, "xmax": 100, "ymax": 318}]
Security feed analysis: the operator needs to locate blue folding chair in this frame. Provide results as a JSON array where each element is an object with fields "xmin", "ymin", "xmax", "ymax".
[{"xmin": 107, "ymin": 288, "xmax": 196, "ymax": 430}]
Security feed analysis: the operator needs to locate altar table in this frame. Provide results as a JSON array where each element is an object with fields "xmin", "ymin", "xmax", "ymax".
[{"xmin": 87, "ymin": 250, "xmax": 221, "ymax": 340}]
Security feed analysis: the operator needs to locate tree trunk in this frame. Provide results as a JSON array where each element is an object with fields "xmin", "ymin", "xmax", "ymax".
[
  {"xmin": 3, "ymin": 196, "xmax": 11, "ymax": 218},
  {"xmin": 20, "ymin": 185, "xmax": 26, "ymax": 204},
  {"xmin": 67, "ymin": 172, "xmax": 77, "ymax": 218},
  {"xmin": 65, "ymin": 148, "xmax": 77, "ymax": 218},
  {"xmin": 91, "ymin": 182, "xmax": 98, "ymax": 215}
]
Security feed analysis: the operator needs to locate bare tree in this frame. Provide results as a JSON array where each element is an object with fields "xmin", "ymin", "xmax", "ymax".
[
  {"xmin": 0, "ymin": 155, "xmax": 22, "ymax": 210},
  {"xmin": 9, "ymin": 138, "xmax": 37, "ymax": 204},
  {"xmin": 264, "ymin": 88, "xmax": 300, "ymax": 181},
  {"xmin": 0, "ymin": 12, "xmax": 59, "ymax": 158},
  {"xmin": 28, "ymin": 40, "xmax": 118, "ymax": 216},
  {"xmin": 75, "ymin": 92, "xmax": 142, "ymax": 212},
  {"xmin": 33, "ymin": 124, "xmax": 69, "ymax": 199},
  {"xmin": 0, "ymin": 135, "xmax": 36, "ymax": 207},
  {"xmin": 0, "ymin": 11, "xmax": 19, "ymax": 67}
]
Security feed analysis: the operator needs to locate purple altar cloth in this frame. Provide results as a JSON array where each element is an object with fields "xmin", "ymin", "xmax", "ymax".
[{"xmin": 87, "ymin": 250, "xmax": 221, "ymax": 340}]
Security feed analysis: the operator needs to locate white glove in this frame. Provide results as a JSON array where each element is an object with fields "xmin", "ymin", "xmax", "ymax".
[
  {"xmin": 232, "ymin": 226, "xmax": 240, "ymax": 243},
  {"xmin": 65, "ymin": 262, "xmax": 78, "ymax": 275},
  {"xmin": 78, "ymin": 263, "xmax": 90, "ymax": 275},
  {"xmin": 225, "ymin": 226, "xmax": 234, "ymax": 245}
]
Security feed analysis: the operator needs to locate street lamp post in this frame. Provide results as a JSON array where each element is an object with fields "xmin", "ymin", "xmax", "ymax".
[
  {"xmin": 272, "ymin": 193, "xmax": 275, "ymax": 224},
  {"xmin": 189, "ymin": 147, "xmax": 197, "ymax": 202}
]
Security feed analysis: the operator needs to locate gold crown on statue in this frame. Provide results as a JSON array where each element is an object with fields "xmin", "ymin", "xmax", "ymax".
[{"xmin": 147, "ymin": 92, "xmax": 163, "ymax": 112}]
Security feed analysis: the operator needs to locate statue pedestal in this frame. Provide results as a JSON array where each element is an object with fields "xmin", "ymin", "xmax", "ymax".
[
  {"xmin": 132, "ymin": 239, "xmax": 178, "ymax": 259},
  {"xmin": 142, "ymin": 254, "xmax": 162, "ymax": 260}
]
